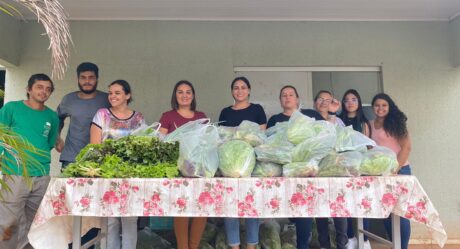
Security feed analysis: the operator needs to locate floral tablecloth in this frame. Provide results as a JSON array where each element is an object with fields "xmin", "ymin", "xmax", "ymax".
[{"xmin": 28, "ymin": 176, "xmax": 446, "ymax": 248}]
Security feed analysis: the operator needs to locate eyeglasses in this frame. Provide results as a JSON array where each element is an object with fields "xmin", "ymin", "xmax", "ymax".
[
  {"xmin": 316, "ymin": 98, "xmax": 332, "ymax": 104},
  {"xmin": 343, "ymin": 98, "xmax": 358, "ymax": 104}
]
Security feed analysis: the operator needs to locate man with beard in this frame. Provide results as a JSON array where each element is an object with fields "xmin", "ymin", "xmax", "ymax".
[
  {"xmin": 56, "ymin": 62, "xmax": 109, "ymax": 249},
  {"xmin": 56, "ymin": 62, "xmax": 109, "ymax": 166}
]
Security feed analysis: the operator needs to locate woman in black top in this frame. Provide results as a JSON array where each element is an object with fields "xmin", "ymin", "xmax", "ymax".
[
  {"xmin": 339, "ymin": 89, "xmax": 371, "ymax": 249},
  {"xmin": 218, "ymin": 77, "xmax": 266, "ymax": 129},
  {"xmin": 267, "ymin": 85, "xmax": 323, "ymax": 129},
  {"xmin": 218, "ymin": 76, "xmax": 266, "ymax": 249},
  {"xmin": 267, "ymin": 85, "xmax": 321, "ymax": 249}
]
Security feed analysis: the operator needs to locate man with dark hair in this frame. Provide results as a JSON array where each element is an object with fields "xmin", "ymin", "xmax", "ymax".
[
  {"xmin": 0, "ymin": 73, "xmax": 59, "ymax": 249},
  {"xmin": 56, "ymin": 62, "xmax": 109, "ymax": 165},
  {"xmin": 55, "ymin": 62, "xmax": 108, "ymax": 248}
]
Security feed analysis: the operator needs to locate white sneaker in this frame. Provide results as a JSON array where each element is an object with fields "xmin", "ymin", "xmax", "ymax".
[
  {"xmin": 363, "ymin": 240, "xmax": 372, "ymax": 249},
  {"xmin": 347, "ymin": 237, "xmax": 358, "ymax": 249}
]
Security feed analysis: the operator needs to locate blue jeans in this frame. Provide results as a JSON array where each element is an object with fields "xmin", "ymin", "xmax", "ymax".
[
  {"xmin": 224, "ymin": 218, "xmax": 260, "ymax": 246},
  {"xmin": 383, "ymin": 165, "xmax": 411, "ymax": 249},
  {"xmin": 294, "ymin": 218, "xmax": 313, "ymax": 249},
  {"xmin": 347, "ymin": 218, "xmax": 370, "ymax": 241},
  {"xmin": 316, "ymin": 218, "xmax": 348, "ymax": 249}
]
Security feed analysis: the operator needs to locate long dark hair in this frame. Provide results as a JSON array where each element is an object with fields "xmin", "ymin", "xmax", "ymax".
[
  {"xmin": 339, "ymin": 89, "xmax": 370, "ymax": 135},
  {"xmin": 171, "ymin": 80, "xmax": 197, "ymax": 111},
  {"xmin": 371, "ymin": 93, "xmax": 408, "ymax": 139}
]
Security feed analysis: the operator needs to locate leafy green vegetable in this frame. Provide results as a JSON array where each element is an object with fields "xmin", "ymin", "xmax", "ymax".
[
  {"xmin": 218, "ymin": 140, "xmax": 255, "ymax": 178},
  {"xmin": 254, "ymin": 139, "xmax": 293, "ymax": 165},
  {"xmin": 215, "ymin": 230, "xmax": 231, "ymax": 249},
  {"xmin": 287, "ymin": 111, "xmax": 316, "ymax": 145},
  {"xmin": 61, "ymin": 136, "xmax": 179, "ymax": 178},
  {"xmin": 360, "ymin": 146, "xmax": 398, "ymax": 176},
  {"xmin": 218, "ymin": 126, "xmax": 235, "ymax": 143},
  {"xmin": 234, "ymin": 120, "xmax": 266, "ymax": 147},
  {"xmin": 282, "ymin": 162, "xmax": 318, "ymax": 177},
  {"xmin": 252, "ymin": 161, "xmax": 282, "ymax": 177},
  {"xmin": 335, "ymin": 126, "xmax": 376, "ymax": 152},
  {"xmin": 318, "ymin": 151, "xmax": 362, "ymax": 177},
  {"xmin": 282, "ymin": 243, "xmax": 297, "ymax": 249},
  {"xmin": 291, "ymin": 134, "xmax": 335, "ymax": 163},
  {"xmin": 260, "ymin": 220, "xmax": 282, "ymax": 249}
]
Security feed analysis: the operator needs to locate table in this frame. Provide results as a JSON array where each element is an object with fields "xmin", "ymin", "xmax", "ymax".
[{"xmin": 28, "ymin": 176, "xmax": 447, "ymax": 249}]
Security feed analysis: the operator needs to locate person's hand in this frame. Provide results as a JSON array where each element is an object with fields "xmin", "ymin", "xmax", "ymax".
[
  {"xmin": 55, "ymin": 137, "xmax": 64, "ymax": 153},
  {"xmin": 328, "ymin": 98, "xmax": 341, "ymax": 113}
]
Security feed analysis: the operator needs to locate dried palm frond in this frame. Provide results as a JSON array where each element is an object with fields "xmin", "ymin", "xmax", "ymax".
[{"xmin": 1, "ymin": 0, "xmax": 72, "ymax": 79}]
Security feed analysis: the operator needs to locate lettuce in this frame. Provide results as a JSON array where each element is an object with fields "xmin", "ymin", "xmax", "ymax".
[
  {"xmin": 335, "ymin": 126, "xmax": 376, "ymax": 152},
  {"xmin": 360, "ymin": 146, "xmax": 398, "ymax": 176},
  {"xmin": 282, "ymin": 162, "xmax": 318, "ymax": 177},
  {"xmin": 234, "ymin": 120, "xmax": 266, "ymax": 147},
  {"xmin": 218, "ymin": 140, "xmax": 256, "ymax": 177},
  {"xmin": 291, "ymin": 134, "xmax": 335, "ymax": 163},
  {"xmin": 318, "ymin": 151, "xmax": 362, "ymax": 177},
  {"xmin": 252, "ymin": 161, "xmax": 282, "ymax": 177}
]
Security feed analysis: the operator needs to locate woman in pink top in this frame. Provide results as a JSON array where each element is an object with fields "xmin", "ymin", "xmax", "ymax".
[
  {"xmin": 370, "ymin": 93, "xmax": 411, "ymax": 249},
  {"xmin": 159, "ymin": 80, "xmax": 207, "ymax": 249}
]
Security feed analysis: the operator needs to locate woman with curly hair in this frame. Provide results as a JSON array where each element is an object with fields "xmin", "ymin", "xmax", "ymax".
[{"xmin": 370, "ymin": 93, "xmax": 411, "ymax": 249}]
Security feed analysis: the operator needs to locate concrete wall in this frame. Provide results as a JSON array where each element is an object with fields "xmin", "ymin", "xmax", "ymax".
[
  {"xmin": 3, "ymin": 20, "xmax": 460, "ymax": 241},
  {"xmin": 0, "ymin": 14, "xmax": 21, "ymax": 66},
  {"xmin": 451, "ymin": 16, "xmax": 460, "ymax": 67}
]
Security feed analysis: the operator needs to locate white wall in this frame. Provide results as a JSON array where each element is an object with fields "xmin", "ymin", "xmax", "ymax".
[
  {"xmin": 0, "ymin": 14, "xmax": 21, "ymax": 66},
  {"xmin": 3, "ymin": 20, "xmax": 460, "ymax": 240}
]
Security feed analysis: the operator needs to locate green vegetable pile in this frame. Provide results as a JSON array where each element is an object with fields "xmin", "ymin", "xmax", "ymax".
[
  {"xmin": 218, "ymin": 140, "xmax": 256, "ymax": 178},
  {"xmin": 62, "ymin": 136, "xmax": 179, "ymax": 178},
  {"xmin": 360, "ymin": 146, "xmax": 398, "ymax": 176}
]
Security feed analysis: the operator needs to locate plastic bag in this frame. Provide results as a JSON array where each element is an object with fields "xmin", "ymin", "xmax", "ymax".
[
  {"xmin": 234, "ymin": 120, "xmax": 267, "ymax": 147},
  {"xmin": 218, "ymin": 126, "xmax": 236, "ymax": 143},
  {"xmin": 266, "ymin": 121, "xmax": 288, "ymax": 137},
  {"xmin": 291, "ymin": 134, "xmax": 335, "ymax": 163},
  {"xmin": 178, "ymin": 125, "xmax": 220, "ymax": 177},
  {"xmin": 287, "ymin": 111, "xmax": 316, "ymax": 145},
  {"xmin": 335, "ymin": 126, "xmax": 376, "ymax": 152},
  {"xmin": 200, "ymin": 222, "xmax": 218, "ymax": 242},
  {"xmin": 163, "ymin": 118, "xmax": 210, "ymax": 142},
  {"xmin": 136, "ymin": 227, "xmax": 174, "ymax": 249},
  {"xmin": 318, "ymin": 151, "xmax": 363, "ymax": 177},
  {"xmin": 218, "ymin": 140, "xmax": 256, "ymax": 178},
  {"xmin": 215, "ymin": 229, "xmax": 231, "ymax": 249},
  {"xmin": 282, "ymin": 162, "xmax": 318, "ymax": 177},
  {"xmin": 360, "ymin": 146, "xmax": 398, "ymax": 176},
  {"xmin": 254, "ymin": 140, "xmax": 293, "ymax": 165},
  {"xmin": 260, "ymin": 220, "xmax": 282, "ymax": 249},
  {"xmin": 131, "ymin": 122, "xmax": 162, "ymax": 137},
  {"xmin": 252, "ymin": 161, "xmax": 283, "ymax": 177}
]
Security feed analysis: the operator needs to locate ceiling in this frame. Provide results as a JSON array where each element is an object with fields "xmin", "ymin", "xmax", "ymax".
[{"xmin": 20, "ymin": 0, "xmax": 460, "ymax": 21}]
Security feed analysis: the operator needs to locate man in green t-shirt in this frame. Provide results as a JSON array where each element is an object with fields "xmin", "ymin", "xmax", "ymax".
[{"xmin": 0, "ymin": 74, "xmax": 59, "ymax": 249}]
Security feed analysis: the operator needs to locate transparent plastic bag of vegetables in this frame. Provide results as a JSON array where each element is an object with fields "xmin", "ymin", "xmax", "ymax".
[
  {"xmin": 163, "ymin": 118, "xmax": 210, "ymax": 142},
  {"xmin": 218, "ymin": 140, "xmax": 256, "ymax": 177},
  {"xmin": 178, "ymin": 125, "xmax": 220, "ymax": 177},
  {"xmin": 287, "ymin": 111, "xmax": 316, "ymax": 144},
  {"xmin": 318, "ymin": 151, "xmax": 363, "ymax": 177},
  {"xmin": 260, "ymin": 220, "xmax": 282, "ymax": 249},
  {"xmin": 234, "ymin": 120, "xmax": 267, "ymax": 147},
  {"xmin": 335, "ymin": 126, "xmax": 376, "ymax": 152},
  {"xmin": 254, "ymin": 138, "xmax": 293, "ymax": 165},
  {"xmin": 282, "ymin": 162, "xmax": 318, "ymax": 177},
  {"xmin": 131, "ymin": 122, "xmax": 162, "ymax": 137},
  {"xmin": 218, "ymin": 126, "xmax": 235, "ymax": 143},
  {"xmin": 360, "ymin": 146, "xmax": 398, "ymax": 176},
  {"xmin": 252, "ymin": 161, "xmax": 282, "ymax": 177},
  {"xmin": 291, "ymin": 133, "xmax": 335, "ymax": 163},
  {"xmin": 266, "ymin": 121, "xmax": 288, "ymax": 137}
]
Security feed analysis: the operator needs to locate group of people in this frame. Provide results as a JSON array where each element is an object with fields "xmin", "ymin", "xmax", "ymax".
[{"xmin": 0, "ymin": 61, "xmax": 412, "ymax": 249}]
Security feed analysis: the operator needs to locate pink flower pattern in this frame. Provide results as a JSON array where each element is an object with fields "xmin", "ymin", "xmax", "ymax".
[
  {"xmin": 30, "ymin": 177, "xmax": 445, "ymax": 248},
  {"xmin": 289, "ymin": 182, "xmax": 325, "ymax": 215},
  {"xmin": 196, "ymin": 180, "xmax": 230, "ymax": 215},
  {"xmin": 238, "ymin": 190, "xmax": 259, "ymax": 217}
]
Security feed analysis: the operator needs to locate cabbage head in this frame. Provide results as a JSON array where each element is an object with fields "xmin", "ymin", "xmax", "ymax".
[
  {"xmin": 360, "ymin": 146, "xmax": 398, "ymax": 176},
  {"xmin": 234, "ymin": 120, "xmax": 266, "ymax": 147},
  {"xmin": 282, "ymin": 162, "xmax": 318, "ymax": 177},
  {"xmin": 252, "ymin": 161, "xmax": 283, "ymax": 177},
  {"xmin": 318, "ymin": 151, "xmax": 362, "ymax": 177},
  {"xmin": 218, "ymin": 140, "xmax": 256, "ymax": 177}
]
